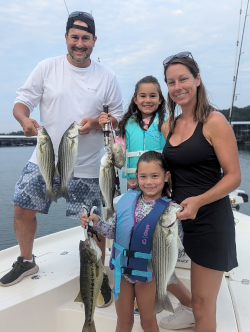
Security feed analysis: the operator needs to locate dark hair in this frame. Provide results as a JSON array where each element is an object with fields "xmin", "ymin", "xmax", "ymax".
[
  {"xmin": 164, "ymin": 57, "xmax": 214, "ymax": 133},
  {"xmin": 136, "ymin": 151, "xmax": 171, "ymax": 198},
  {"xmin": 118, "ymin": 76, "xmax": 166, "ymax": 138}
]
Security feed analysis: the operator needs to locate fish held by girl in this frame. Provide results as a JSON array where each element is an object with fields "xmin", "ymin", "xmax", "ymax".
[
  {"xmin": 56, "ymin": 121, "xmax": 82, "ymax": 200},
  {"xmin": 99, "ymin": 143, "xmax": 124, "ymax": 219},
  {"xmin": 75, "ymin": 237, "xmax": 103, "ymax": 332},
  {"xmin": 36, "ymin": 126, "xmax": 57, "ymax": 202}
]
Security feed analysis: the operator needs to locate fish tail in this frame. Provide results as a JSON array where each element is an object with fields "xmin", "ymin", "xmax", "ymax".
[
  {"xmin": 153, "ymin": 294, "xmax": 174, "ymax": 315},
  {"xmin": 45, "ymin": 188, "xmax": 57, "ymax": 203},
  {"xmin": 82, "ymin": 321, "xmax": 96, "ymax": 332},
  {"xmin": 56, "ymin": 186, "xmax": 70, "ymax": 201}
]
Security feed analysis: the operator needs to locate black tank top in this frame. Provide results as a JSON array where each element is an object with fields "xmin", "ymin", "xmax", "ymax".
[{"xmin": 163, "ymin": 122, "xmax": 222, "ymax": 204}]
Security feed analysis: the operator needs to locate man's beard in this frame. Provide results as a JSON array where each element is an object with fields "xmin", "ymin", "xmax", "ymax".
[{"xmin": 68, "ymin": 48, "xmax": 90, "ymax": 63}]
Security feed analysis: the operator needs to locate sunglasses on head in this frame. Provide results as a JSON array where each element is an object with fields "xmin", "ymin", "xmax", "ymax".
[
  {"xmin": 68, "ymin": 11, "xmax": 94, "ymax": 21},
  {"xmin": 163, "ymin": 52, "xmax": 198, "ymax": 70}
]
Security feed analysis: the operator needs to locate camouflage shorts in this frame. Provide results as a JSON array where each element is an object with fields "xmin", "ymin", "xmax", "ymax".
[{"xmin": 12, "ymin": 162, "xmax": 102, "ymax": 219}]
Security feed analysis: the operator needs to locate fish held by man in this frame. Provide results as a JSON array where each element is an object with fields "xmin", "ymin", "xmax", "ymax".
[
  {"xmin": 150, "ymin": 203, "xmax": 183, "ymax": 315},
  {"xmin": 56, "ymin": 121, "xmax": 82, "ymax": 200},
  {"xmin": 75, "ymin": 237, "xmax": 103, "ymax": 332},
  {"xmin": 36, "ymin": 126, "xmax": 57, "ymax": 202},
  {"xmin": 99, "ymin": 150, "xmax": 116, "ymax": 219}
]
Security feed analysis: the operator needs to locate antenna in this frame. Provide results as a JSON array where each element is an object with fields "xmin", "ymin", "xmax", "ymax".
[
  {"xmin": 63, "ymin": 0, "xmax": 69, "ymax": 15},
  {"xmin": 89, "ymin": 0, "xmax": 93, "ymax": 15},
  {"xmin": 89, "ymin": 0, "xmax": 100, "ymax": 62},
  {"xmin": 229, "ymin": 0, "xmax": 249, "ymax": 124}
]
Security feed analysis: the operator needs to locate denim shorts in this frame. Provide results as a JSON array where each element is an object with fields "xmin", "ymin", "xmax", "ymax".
[{"xmin": 12, "ymin": 162, "xmax": 102, "ymax": 219}]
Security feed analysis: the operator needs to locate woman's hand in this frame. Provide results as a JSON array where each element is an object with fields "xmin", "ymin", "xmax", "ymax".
[
  {"xmin": 80, "ymin": 213, "xmax": 100, "ymax": 229},
  {"xmin": 99, "ymin": 111, "xmax": 111, "ymax": 128},
  {"xmin": 176, "ymin": 196, "xmax": 201, "ymax": 220}
]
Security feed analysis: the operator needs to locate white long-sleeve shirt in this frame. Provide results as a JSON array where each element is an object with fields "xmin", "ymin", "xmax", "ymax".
[{"xmin": 14, "ymin": 55, "xmax": 123, "ymax": 178}]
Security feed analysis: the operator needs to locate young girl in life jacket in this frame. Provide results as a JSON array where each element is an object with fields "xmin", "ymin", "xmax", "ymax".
[
  {"xmin": 99, "ymin": 76, "xmax": 167, "ymax": 190},
  {"xmin": 80, "ymin": 151, "xmax": 183, "ymax": 332}
]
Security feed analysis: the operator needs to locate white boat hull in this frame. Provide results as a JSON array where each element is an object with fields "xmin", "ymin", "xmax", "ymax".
[{"xmin": 0, "ymin": 211, "xmax": 250, "ymax": 332}]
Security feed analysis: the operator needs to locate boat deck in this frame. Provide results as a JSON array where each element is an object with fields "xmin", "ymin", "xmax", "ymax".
[{"xmin": 0, "ymin": 211, "xmax": 250, "ymax": 332}]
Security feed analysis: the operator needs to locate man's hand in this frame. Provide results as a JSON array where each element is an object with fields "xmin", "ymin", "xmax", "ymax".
[
  {"xmin": 78, "ymin": 118, "xmax": 93, "ymax": 135},
  {"xmin": 21, "ymin": 118, "xmax": 40, "ymax": 137},
  {"xmin": 99, "ymin": 111, "xmax": 111, "ymax": 128}
]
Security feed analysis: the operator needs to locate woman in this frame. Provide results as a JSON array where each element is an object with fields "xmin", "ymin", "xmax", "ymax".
[{"xmin": 161, "ymin": 52, "xmax": 240, "ymax": 332}]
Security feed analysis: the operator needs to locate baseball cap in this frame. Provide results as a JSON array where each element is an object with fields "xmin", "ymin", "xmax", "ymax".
[{"xmin": 66, "ymin": 11, "xmax": 95, "ymax": 36}]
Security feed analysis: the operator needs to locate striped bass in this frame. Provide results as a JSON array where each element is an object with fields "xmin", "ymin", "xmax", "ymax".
[
  {"xmin": 56, "ymin": 122, "xmax": 82, "ymax": 200},
  {"xmin": 150, "ymin": 202, "xmax": 183, "ymax": 314},
  {"xmin": 99, "ymin": 150, "xmax": 116, "ymax": 219},
  {"xmin": 36, "ymin": 126, "xmax": 57, "ymax": 202}
]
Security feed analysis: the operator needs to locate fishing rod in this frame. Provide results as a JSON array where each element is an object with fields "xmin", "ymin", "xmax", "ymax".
[
  {"xmin": 102, "ymin": 104, "xmax": 122, "ymax": 196},
  {"xmin": 62, "ymin": 0, "xmax": 100, "ymax": 62},
  {"xmin": 103, "ymin": 104, "xmax": 111, "ymax": 150},
  {"xmin": 229, "ymin": 0, "xmax": 249, "ymax": 124}
]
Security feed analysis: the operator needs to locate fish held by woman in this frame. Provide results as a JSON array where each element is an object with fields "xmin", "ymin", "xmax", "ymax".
[
  {"xmin": 75, "ymin": 237, "xmax": 103, "ymax": 332},
  {"xmin": 56, "ymin": 121, "xmax": 82, "ymax": 200},
  {"xmin": 36, "ymin": 126, "xmax": 57, "ymax": 202},
  {"xmin": 150, "ymin": 203, "xmax": 183, "ymax": 314}
]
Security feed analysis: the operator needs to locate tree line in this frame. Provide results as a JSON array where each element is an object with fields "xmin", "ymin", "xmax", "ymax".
[
  {"xmin": 219, "ymin": 105, "xmax": 250, "ymax": 121},
  {"xmin": 0, "ymin": 130, "xmax": 24, "ymax": 135},
  {"xmin": 1, "ymin": 105, "xmax": 249, "ymax": 136}
]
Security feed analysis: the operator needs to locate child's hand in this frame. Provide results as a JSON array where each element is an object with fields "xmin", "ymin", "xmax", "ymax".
[
  {"xmin": 80, "ymin": 213, "xmax": 100, "ymax": 229},
  {"xmin": 99, "ymin": 111, "xmax": 111, "ymax": 128},
  {"xmin": 127, "ymin": 178, "xmax": 138, "ymax": 189}
]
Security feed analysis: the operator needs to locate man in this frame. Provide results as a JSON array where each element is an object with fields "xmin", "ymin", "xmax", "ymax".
[{"xmin": 0, "ymin": 12, "xmax": 123, "ymax": 308}]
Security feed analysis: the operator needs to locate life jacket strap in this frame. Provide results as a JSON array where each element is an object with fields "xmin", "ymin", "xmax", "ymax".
[
  {"xmin": 124, "ymin": 150, "xmax": 162, "ymax": 175},
  {"xmin": 123, "ymin": 249, "xmax": 152, "ymax": 260},
  {"xmin": 126, "ymin": 150, "xmax": 162, "ymax": 158},
  {"xmin": 121, "ymin": 267, "xmax": 152, "ymax": 278},
  {"xmin": 111, "ymin": 242, "xmax": 153, "ymax": 301}
]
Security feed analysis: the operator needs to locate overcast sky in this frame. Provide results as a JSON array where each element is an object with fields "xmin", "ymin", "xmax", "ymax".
[{"xmin": 0, "ymin": 0, "xmax": 249, "ymax": 133}]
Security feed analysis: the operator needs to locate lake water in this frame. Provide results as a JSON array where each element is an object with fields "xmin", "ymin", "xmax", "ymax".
[{"xmin": 0, "ymin": 145, "xmax": 249, "ymax": 251}]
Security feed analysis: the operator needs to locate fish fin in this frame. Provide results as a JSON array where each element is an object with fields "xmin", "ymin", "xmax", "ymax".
[
  {"xmin": 162, "ymin": 293, "xmax": 174, "ymax": 313},
  {"xmin": 153, "ymin": 294, "xmax": 174, "ymax": 315},
  {"xmin": 147, "ymin": 260, "xmax": 153, "ymax": 272},
  {"xmin": 55, "ymin": 164, "xmax": 59, "ymax": 176},
  {"xmin": 82, "ymin": 321, "xmax": 95, "ymax": 332},
  {"xmin": 106, "ymin": 208, "xmax": 114, "ymax": 220},
  {"xmin": 74, "ymin": 291, "xmax": 83, "ymax": 303},
  {"xmin": 96, "ymin": 290, "xmax": 105, "ymax": 308},
  {"xmin": 96, "ymin": 264, "xmax": 104, "ymax": 279},
  {"xmin": 56, "ymin": 187, "xmax": 63, "ymax": 199},
  {"xmin": 56, "ymin": 186, "xmax": 70, "ymax": 201},
  {"xmin": 168, "ymin": 271, "xmax": 178, "ymax": 285},
  {"xmin": 45, "ymin": 188, "xmax": 57, "ymax": 203},
  {"xmin": 177, "ymin": 236, "xmax": 184, "ymax": 250}
]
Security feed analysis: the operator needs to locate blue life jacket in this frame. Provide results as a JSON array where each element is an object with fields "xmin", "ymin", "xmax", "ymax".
[
  {"xmin": 123, "ymin": 113, "xmax": 167, "ymax": 179},
  {"xmin": 110, "ymin": 188, "xmax": 170, "ymax": 300}
]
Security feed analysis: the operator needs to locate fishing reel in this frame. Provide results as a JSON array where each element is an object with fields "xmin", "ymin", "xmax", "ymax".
[{"xmin": 103, "ymin": 104, "xmax": 111, "ymax": 151}]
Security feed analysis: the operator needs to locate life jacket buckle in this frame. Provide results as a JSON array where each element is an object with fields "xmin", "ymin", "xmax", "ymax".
[
  {"xmin": 123, "ymin": 249, "xmax": 135, "ymax": 258},
  {"xmin": 121, "ymin": 267, "xmax": 133, "ymax": 275}
]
